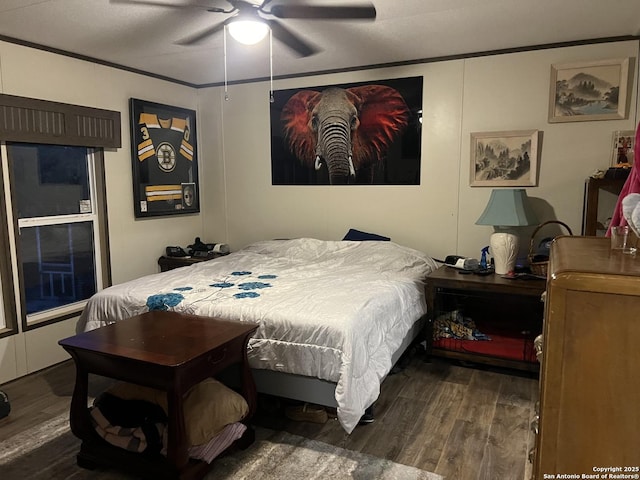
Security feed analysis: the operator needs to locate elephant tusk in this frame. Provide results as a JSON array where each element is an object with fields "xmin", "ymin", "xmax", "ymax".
[
  {"xmin": 315, "ymin": 155, "xmax": 322, "ymax": 170},
  {"xmin": 348, "ymin": 156, "xmax": 356, "ymax": 177}
]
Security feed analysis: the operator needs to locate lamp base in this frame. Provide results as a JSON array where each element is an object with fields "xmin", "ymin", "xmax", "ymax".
[{"xmin": 490, "ymin": 232, "xmax": 518, "ymax": 275}]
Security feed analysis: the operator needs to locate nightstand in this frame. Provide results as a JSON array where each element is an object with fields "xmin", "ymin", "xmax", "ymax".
[
  {"xmin": 158, "ymin": 253, "xmax": 227, "ymax": 272},
  {"xmin": 425, "ymin": 266, "xmax": 545, "ymax": 372}
]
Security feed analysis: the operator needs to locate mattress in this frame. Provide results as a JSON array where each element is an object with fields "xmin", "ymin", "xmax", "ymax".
[{"xmin": 77, "ymin": 238, "xmax": 438, "ymax": 433}]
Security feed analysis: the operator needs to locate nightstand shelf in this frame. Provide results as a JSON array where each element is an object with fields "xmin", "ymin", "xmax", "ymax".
[
  {"xmin": 425, "ymin": 266, "xmax": 545, "ymax": 372},
  {"xmin": 158, "ymin": 253, "xmax": 227, "ymax": 272}
]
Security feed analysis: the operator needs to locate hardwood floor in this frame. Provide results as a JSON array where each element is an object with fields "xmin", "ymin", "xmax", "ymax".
[
  {"xmin": 260, "ymin": 354, "xmax": 538, "ymax": 480},
  {"xmin": 0, "ymin": 353, "xmax": 538, "ymax": 480}
]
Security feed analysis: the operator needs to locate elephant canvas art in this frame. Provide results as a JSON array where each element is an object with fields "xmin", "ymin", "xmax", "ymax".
[{"xmin": 270, "ymin": 76, "xmax": 423, "ymax": 185}]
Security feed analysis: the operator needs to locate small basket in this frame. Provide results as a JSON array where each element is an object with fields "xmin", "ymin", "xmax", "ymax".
[{"xmin": 527, "ymin": 220, "xmax": 573, "ymax": 277}]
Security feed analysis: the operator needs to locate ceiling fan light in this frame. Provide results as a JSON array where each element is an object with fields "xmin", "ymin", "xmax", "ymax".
[{"xmin": 228, "ymin": 20, "xmax": 269, "ymax": 45}]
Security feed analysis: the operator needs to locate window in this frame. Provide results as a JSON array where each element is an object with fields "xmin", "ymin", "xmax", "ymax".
[
  {"xmin": 0, "ymin": 93, "xmax": 119, "ymax": 343},
  {"xmin": 3, "ymin": 143, "xmax": 108, "ymax": 328}
]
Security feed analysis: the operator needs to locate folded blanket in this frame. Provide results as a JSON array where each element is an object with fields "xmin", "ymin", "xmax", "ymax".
[
  {"xmin": 90, "ymin": 391, "xmax": 247, "ymax": 462},
  {"xmin": 90, "ymin": 393, "xmax": 167, "ymax": 454}
]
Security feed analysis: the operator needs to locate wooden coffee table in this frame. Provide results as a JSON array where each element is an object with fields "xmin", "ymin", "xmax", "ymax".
[{"xmin": 59, "ymin": 310, "xmax": 259, "ymax": 480}]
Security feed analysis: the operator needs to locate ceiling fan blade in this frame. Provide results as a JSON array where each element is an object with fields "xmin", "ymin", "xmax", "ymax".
[
  {"xmin": 109, "ymin": 0, "xmax": 214, "ymax": 10},
  {"xmin": 266, "ymin": 19, "xmax": 320, "ymax": 57},
  {"xmin": 268, "ymin": 3, "xmax": 376, "ymax": 20},
  {"xmin": 175, "ymin": 18, "xmax": 230, "ymax": 45}
]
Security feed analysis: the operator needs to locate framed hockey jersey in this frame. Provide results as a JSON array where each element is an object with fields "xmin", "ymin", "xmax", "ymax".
[{"xmin": 129, "ymin": 98, "xmax": 200, "ymax": 218}]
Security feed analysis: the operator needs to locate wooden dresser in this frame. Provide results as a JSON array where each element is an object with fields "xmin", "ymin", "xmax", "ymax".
[{"xmin": 533, "ymin": 236, "xmax": 640, "ymax": 479}]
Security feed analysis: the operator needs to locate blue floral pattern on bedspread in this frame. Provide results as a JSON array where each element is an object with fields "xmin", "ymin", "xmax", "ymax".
[
  {"xmin": 234, "ymin": 292, "xmax": 260, "ymax": 299},
  {"xmin": 146, "ymin": 293, "xmax": 185, "ymax": 311},
  {"xmin": 237, "ymin": 282, "xmax": 271, "ymax": 290},
  {"xmin": 145, "ymin": 272, "xmax": 278, "ymax": 311}
]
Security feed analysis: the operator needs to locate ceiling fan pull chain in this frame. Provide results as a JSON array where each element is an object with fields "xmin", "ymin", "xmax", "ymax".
[
  {"xmin": 269, "ymin": 28, "xmax": 274, "ymax": 103},
  {"xmin": 224, "ymin": 25, "xmax": 230, "ymax": 101}
]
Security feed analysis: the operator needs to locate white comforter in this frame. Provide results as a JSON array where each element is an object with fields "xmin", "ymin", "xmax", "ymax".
[{"xmin": 77, "ymin": 238, "xmax": 437, "ymax": 433}]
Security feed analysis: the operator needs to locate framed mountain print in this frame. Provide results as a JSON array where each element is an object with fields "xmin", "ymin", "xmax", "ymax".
[
  {"xmin": 470, "ymin": 130, "xmax": 539, "ymax": 187},
  {"xmin": 129, "ymin": 98, "xmax": 199, "ymax": 218},
  {"xmin": 548, "ymin": 58, "xmax": 632, "ymax": 123}
]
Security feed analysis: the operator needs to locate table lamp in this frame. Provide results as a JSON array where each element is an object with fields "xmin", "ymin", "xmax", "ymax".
[{"xmin": 475, "ymin": 188, "xmax": 539, "ymax": 275}]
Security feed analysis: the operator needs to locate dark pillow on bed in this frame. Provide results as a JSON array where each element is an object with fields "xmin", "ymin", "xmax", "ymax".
[{"xmin": 342, "ymin": 228, "xmax": 390, "ymax": 241}]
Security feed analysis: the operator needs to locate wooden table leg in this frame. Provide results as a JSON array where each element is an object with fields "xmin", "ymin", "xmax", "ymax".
[
  {"xmin": 67, "ymin": 351, "xmax": 95, "ymax": 442},
  {"xmin": 166, "ymin": 386, "xmax": 189, "ymax": 471}
]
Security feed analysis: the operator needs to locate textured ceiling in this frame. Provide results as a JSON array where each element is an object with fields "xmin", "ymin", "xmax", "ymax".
[{"xmin": 0, "ymin": 0, "xmax": 639, "ymax": 87}]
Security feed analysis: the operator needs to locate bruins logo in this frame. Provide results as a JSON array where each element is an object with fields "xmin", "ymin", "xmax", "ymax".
[{"xmin": 156, "ymin": 142, "xmax": 176, "ymax": 172}]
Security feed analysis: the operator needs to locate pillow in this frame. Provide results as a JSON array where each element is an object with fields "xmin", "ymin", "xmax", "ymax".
[
  {"xmin": 342, "ymin": 228, "xmax": 390, "ymax": 241},
  {"xmin": 107, "ymin": 378, "xmax": 249, "ymax": 446}
]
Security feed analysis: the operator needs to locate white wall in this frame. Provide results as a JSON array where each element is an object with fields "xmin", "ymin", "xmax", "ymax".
[
  {"xmin": 0, "ymin": 42, "xmax": 202, "ymax": 383},
  {"xmin": 200, "ymin": 40, "xmax": 639, "ymax": 264},
  {"xmin": 198, "ymin": 61, "xmax": 465, "ymax": 261},
  {"xmin": 1, "ymin": 38, "xmax": 638, "ymax": 383},
  {"xmin": 0, "ymin": 42, "xmax": 204, "ymax": 284},
  {"xmin": 459, "ymin": 42, "xmax": 639, "ymax": 260}
]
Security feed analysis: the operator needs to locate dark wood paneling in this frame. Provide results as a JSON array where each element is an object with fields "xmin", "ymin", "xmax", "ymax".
[{"xmin": 0, "ymin": 94, "xmax": 121, "ymax": 148}]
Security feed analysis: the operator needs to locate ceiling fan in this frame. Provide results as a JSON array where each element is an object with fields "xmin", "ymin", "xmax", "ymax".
[{"xmin": 111, "ymin": 1, "xmax": 377, "ymax": 57}]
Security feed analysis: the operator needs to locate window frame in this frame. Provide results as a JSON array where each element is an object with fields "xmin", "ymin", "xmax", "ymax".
[
  {"xmin": 3, "ymin": 144, "xmax": 111, "ymax": 331},
  {"xmin": 0, "ymin": 145, "xmax": 17, "ymax": 338}
]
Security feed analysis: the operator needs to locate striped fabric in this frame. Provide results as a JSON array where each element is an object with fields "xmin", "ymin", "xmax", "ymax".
[
  {"xmin": 89, "ymin": 406, "xmax": 165, "ymax": 454},
  {"xmin": 188, "ymin": 422, "xmax": 247, "ymax": 463},
  {"xmin": 91, "ymin": 401, "xmax": 246, "ymax": 463}
]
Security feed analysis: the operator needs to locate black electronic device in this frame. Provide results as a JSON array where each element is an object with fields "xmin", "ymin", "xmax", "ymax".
[
  {"xmin": 444, "ymin": 255, "xmax": 479, "ymax": 271},
  {"xmin": 187, "ymin": 237, "xmax": 211, "ymax": 255},
  {"xmin": 192, "ymin": 250, "xmax": 211, "ymax": 258},
  {"xmin": 474, "ymin": 268, "xmax": 494, "ymax": 276},
  {"xmin": 166, "ymin": 246, "xmax": 188, "ymax": 257}
]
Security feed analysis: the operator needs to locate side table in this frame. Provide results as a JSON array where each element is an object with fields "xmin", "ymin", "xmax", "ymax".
[
  {"xmin": 425, "ymin": 266, "xmax": 546, "ymax": 372},
  {"xmin": 59, "ymin": 311, "xmax": 258, "ymax": 480}
]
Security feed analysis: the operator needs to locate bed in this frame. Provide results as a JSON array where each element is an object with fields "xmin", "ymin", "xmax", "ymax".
[{"xmin": 77, "ymin": 238, "xmax": 438, "ymax": 433}]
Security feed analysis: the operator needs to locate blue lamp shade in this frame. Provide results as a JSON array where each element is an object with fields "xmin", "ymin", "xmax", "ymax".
[{"xmin": 475, "ymin": 189, "xmax": 539, "ymax": 227}]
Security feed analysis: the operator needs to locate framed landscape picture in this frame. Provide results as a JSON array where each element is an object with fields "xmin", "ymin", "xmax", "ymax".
[
  {"xmin": 129, "ymin": 98, "xmax": 199, "ymax": 218},
  {"xmin": 549, "ymin": 58, "xmax": 632, "ymax": 123},
  {"xmin": 470, "ymin": 130, "xmax": 539, "ymax": 187}
]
